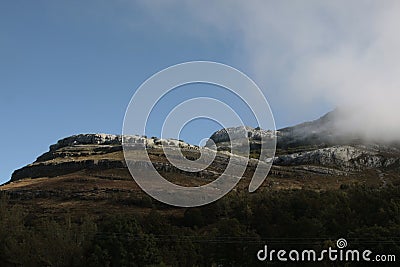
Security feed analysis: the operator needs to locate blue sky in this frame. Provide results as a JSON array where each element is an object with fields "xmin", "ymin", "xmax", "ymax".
[
  {"xmin": 0, "ymin": 1, "xmax": 249, "ymax": 183},
  {"xmin": 3, "ymin": 1, "xmax": 397, "ymax": 184}
]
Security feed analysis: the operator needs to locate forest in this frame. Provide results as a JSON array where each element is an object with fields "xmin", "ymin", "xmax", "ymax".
[{"xmin": 1, "ymin": 185, "xmax": 399, "ymax": 266}]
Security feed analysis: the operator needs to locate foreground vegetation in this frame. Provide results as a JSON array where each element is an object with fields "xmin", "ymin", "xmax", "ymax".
[{"xmin": 1, "ymin": 185, "xmax": 399, "ymax": 266}]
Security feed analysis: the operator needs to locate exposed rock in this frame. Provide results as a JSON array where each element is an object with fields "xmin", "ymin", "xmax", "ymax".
[
  {"xmin": 206, "ymin": 126, "xmax": 276, "ymax": 144},
  {"xmin": 273, "ymin": 145, "xmax": 399, "ymax": 171},
  {"xmin": 11, "ymin": 134, "xmax": 209, "ymax": 182},
  {"xmin": 205, "ymin": 126, "xmax": 276, "ymax": 155},
  {"xmin": 50, "ymin": 134, "xmax": 122, "ymax": 151},
  {"xmin": 49, "ymin": 134, "xmax": 199, "ymax": 151}
]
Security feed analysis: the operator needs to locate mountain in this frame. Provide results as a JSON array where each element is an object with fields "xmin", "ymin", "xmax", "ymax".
[
  {"xmin": 277, "ymin": 108, "xmax": 351, "ymax": 148},
  {"xmin": 1, "ymin": 110, "xmax": 399, "ymax": 266},
  {"xmin": 207, "ymin": 109, "xmax": 400, "ymax": 172},
  {"xmin": 3, "ymin": 109, "xmax": 400, "ymax": 200}
]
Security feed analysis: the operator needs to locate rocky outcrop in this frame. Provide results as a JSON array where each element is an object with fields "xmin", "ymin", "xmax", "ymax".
[
  {"xmin": 205, "ymin": 126, "xmax": 276, "ymax": 153},
  {"xmin": 207, "ymin": 126, "xmax": 276, "ymax": 144},
  {"xmin": 11, "ymin": 134, "xmax": 206, "ymax": 182},
  {"xmin": 50, "ymin": 134, "xmax": 198, "ymax": 151},
  {"xmin": 273, "ymin": 145, "xmax": 399, "ymax": 171},
  {"xmin": 50, "ymin": 134, "xmax": 122, "ymax": 151}
]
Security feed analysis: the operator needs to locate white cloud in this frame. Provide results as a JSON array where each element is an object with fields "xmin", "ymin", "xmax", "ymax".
[{"xmin": 139, "ymin": 0, "xmax": 400, "ymax": 141}]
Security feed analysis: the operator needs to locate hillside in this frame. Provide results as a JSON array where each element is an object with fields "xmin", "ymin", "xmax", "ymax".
[
  {"xmin": 0, "ymin": 111, "xmax": 399, "ymax": 266},
  {"xmin": 3, "ymin": 110, "xmax": 400, "ymax": 215}
]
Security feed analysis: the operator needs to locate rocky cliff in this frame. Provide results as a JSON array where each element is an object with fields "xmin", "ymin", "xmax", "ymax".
[
  {"xmin": 274, "ymin": 145, "xmax": 400, "ymax": 171},
  {"xmin": 11, "ymin": 134, "xmax": 215, "ymax": 183}
]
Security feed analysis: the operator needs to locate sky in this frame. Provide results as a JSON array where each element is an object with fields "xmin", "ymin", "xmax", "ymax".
[{"xmin": 1, "ymin": 1, "xmax": 399, "ymax": 184}]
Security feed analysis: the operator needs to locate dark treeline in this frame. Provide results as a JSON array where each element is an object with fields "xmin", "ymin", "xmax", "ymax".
[{"xmin": 1, "ymin": 185, "xmax": 399, "ymax": 266}]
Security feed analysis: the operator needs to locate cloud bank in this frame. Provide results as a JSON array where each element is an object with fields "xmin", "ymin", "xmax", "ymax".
[{"xmin": 139, "ymin": 0, "xmax": 400, "ymax": 142}]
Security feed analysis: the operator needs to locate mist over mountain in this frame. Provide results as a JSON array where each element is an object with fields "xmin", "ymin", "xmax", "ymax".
[
  {"xmin": 278, "ymin": 108, "xmax": 400, "ymax": 148},
  {"xmin": 204, "ymin": 110, "xmax": 399, "ymax": 175},
  {"xmin": 142, "ymin": 1, "xmax": 400, "ymax": 142},
  {"xmin": 208, "ymin": 108, "xmax": 400, "ymax": 150}
]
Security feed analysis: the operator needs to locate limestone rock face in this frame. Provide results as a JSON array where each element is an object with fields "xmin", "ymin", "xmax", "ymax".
[
  {"xmin": 273, "ymin": 145, "xmax": 399, "ymax": 171},
  {"xmin": 11, "ymin": 134, "xmax": 201, "ymax": 182},
  {"xmin": 207, "ymin": 126, "xmax": 276, "ymax": 144},
  {"xmin": 206, "ymin": 126, "xmax": 277, "ymax": 154},
  {"xmin": 50, "ymin": 134, "xmax": 122, "ymax": 151},
  {"xmin": 48, "ymin": 134, "xmax": 199, "ymax": 152}
]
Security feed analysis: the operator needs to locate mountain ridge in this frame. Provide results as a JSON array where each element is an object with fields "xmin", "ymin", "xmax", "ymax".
[{"xmin": 4, "ymin": 109, "xmax": 400, "ymax": 189}]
